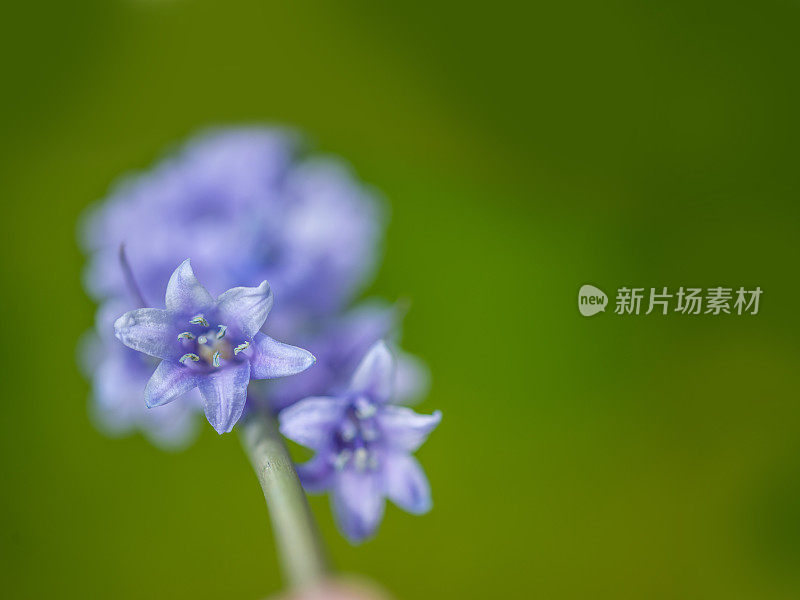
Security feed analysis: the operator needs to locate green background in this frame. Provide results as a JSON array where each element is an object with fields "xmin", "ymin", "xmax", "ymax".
[{"xmin": 2, "ymin": 1, "xmax": 799, "ymax": 598}]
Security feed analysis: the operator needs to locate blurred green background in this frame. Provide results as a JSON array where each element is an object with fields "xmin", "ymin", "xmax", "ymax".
[{"xmin": 2, "ymin": 0, "xmax": 800, "ymax": 598}]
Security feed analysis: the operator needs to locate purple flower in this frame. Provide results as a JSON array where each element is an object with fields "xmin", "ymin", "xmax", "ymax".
[
  {"xmin": 114, "ymin": 260, "xmax": 316, "ymax": 434},
  {"xmin": 82, "ymin": 129, "xmax": 289, "ymax": 302},
  {"xmin": 82, "ymin": 128, "xmax": 384, "ymax": 328},
  {"xmin": 278, "ymin": 341, "xmax": 441, "ymax": 543},
  {"xmin": 80, "ymin": 128, "xmax": 386, "ymax": 447}
]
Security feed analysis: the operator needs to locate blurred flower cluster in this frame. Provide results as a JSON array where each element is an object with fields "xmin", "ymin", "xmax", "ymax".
[{"xmin": 80, "ymin": 127, "xmax": 439, "ymax": 541}]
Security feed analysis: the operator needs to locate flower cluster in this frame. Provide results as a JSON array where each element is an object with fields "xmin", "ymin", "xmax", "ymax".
[
  {"xmin": 80, "ymin": 127, "xmax": 440, "ymax": 541},
  {"xmin": 81, "ymin": 128, "xmax": 385, "ymax": 446}
]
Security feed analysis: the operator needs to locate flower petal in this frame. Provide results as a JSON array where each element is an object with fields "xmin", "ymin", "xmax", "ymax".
[
  {"xmin": 197, "ymin": 361, "xmax": 250, "ymax": 434},
  {"xmin": 145, "ymin": 360, "xmax": 201, "ymax": 408},
  {"xmin": 278, "ymin": 396, "xmax": 348, "ymax": 450},
  {"xmin": 89, "ymin": 348, "xmax": 202, "ymax": 451},
  {"xmin": 216, "ymin": 281, "xmax": 273, "ymax": 338},
  {"xmin": 250, "ymin": 333, "xmax": 316, "ymax": 379},
  {"xmin": 376, "ymin": 406, "xmax": 442, "ymax": 452},
  {"xmin": 165, "ymin": 259, "xmax": 214, "ymax": 313},
  {"xmin": 393, "ymin": 351, "xmax": 430, "ymax": 406},
  {"xmin": 141, "ymin": 400, "xmax": 201, "ymax": 452},
  {"xmin": 331, "ymin": 468, "xmax": 385, "ymax": 543},
  {"xmin": 296, "ymin": 454, "xmax": 335, "ymax": 493},
  {"xmin": 114, "ymin": 308, "xmax": 178, "ymax": 360},
  {"xmin": 382, "ymin": 452, "xmax": 432, "ymax": 514},
  {"xmin": 348, "ymin": 340, "xmax": 395, "ymax": 403}
]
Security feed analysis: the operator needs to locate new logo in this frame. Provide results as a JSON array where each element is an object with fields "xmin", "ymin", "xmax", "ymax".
[{"xmin": 578, "ymin": 284, "xmax": 608, "ymax": 316}]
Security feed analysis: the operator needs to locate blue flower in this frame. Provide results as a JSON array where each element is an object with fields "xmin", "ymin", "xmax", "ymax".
[
  {"xmin": 82, "ymin": 128, "xmax": 383, "ymax": 327},
  {"xmin": 114, "ymin": 260, "xmax": 316, "ymax": 434},
  {"xmin": 278, "ymin": 341, "xmax": 441, "ymax": 543},
  {"xmin": 80, "ymin": 128, "xmax": 386, "ymax": 446}
]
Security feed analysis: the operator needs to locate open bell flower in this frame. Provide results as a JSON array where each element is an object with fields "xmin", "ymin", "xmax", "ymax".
[
  {"xmin": 278, "ymin": 340, "xmax": 441, "ymax": 543},
  {"xmin": 114, "ymin": 259, "xmax": 316, "ymax": 434}
]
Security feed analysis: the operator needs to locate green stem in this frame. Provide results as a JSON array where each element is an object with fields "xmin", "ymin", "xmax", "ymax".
[{"xmin": 239, "ymin": 411, "xmax": 329, "ymax": 590}]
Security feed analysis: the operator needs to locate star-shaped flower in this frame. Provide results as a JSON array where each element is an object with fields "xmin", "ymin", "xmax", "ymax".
[
  {"xmin": 114, "ymin": 259, "xmax": 316, "ymax": 434},
  {"xmin": 278, "ymin": 341, "xmax": 441, "ymax": 543}
]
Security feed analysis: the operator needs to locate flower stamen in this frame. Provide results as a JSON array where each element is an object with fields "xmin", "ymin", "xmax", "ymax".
[
  {"xmin": 340, "ymin": 420, "xmax": 357, "ymax": 441},
  {"xmin": 334, "ymin": 450, "xmax": 352, "ymax": 471},
  {"xmin": 179, "ymin": 353, "xmax": 200, "ymax": 364},
  {"xmin": 355, "ymin": 400, "xmax": 377, "ymax": 420},
  {"xmin": 189, "ymin": 314, "xmax": 209, "ymax": 327},
  {"xmin": 354, "ymin": 447, "xmax": 369, "ymax": 471}
]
